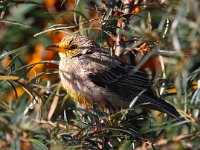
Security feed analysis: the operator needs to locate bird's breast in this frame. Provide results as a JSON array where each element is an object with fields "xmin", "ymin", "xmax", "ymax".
[{"xmin": 59, "ymin": 57, "xmax": 94, "ymax": 105}]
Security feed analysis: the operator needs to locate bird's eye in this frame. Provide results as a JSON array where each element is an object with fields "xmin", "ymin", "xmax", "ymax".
[{"xmin": 69, "ymin": 44, "xmax": 78, "ymax": 49}]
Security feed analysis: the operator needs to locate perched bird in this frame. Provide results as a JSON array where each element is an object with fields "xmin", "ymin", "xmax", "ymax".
[{"xmin": 46, "ymin": 34, "xmax": 184, "ymax": 121}]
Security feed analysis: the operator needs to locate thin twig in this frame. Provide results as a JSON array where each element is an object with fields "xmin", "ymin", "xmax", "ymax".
[
  {"xmin": 34, "ymin": 18, "xmax": 99, "ymax": 37},
  {"xmin": 48, "ymin": 82, "xmax": 61, "ymax": 121},
  {"xmin": 34, "ymin": 119, "xmax": 66, "ymax": 129}
]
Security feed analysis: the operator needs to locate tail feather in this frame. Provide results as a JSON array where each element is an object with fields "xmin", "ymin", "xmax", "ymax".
[{"xmin": 136, "ymin": 96, "xmax": 187, "ymax": 123}]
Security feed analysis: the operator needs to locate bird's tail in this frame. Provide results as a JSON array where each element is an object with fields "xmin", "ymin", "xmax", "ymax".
[{"xmin": 136, "ymin": 96, "xmax": 188, "ymax": 124}]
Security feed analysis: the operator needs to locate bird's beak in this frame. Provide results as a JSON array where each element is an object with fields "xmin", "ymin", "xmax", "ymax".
[{"xmin": 46, "ymin": 45, "xmax": 66, "ymax": 53}]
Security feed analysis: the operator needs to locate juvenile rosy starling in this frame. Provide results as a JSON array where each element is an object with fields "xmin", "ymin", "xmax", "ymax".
[{"xmin": 46, "ymin": 34, "xmax": 185, "ymax": 121}]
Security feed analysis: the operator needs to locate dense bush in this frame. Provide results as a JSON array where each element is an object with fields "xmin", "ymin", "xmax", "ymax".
[{"xmin": 0, "ymin": 0, "xmax": 199, "ymax": 149}]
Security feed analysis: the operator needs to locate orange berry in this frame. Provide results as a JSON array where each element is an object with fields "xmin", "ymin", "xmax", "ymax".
[{"xmin": 133, "ymin": 6, "xmax": 141, "ymax": 14}]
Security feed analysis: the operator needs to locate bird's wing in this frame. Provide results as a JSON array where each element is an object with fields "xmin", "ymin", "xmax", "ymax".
[{"xmin": 88, "ymin": 63, "xmax": 154, "ymax": 101}]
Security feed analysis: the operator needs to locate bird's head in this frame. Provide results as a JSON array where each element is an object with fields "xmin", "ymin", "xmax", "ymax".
[{"xmin": 46, "ymin": 34, "xmax": 99, "ymax": 58}]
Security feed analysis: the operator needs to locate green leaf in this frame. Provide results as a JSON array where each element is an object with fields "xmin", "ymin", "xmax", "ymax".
[
  {"xmin": 0, "ymin": 19, "xmax": 31, "ymax": 28},
  {"xmin": 0, "ymin": 46, "xmax": 28, "ymax": 60},
  {"xmin": 30, "ymin": 139, "xmax": 48, "ymax": 150}
]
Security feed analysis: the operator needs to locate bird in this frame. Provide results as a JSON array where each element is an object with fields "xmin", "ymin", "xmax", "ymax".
[{"xmin": 46, "ymin": 34, "xmax": 185, "ymax": 122}]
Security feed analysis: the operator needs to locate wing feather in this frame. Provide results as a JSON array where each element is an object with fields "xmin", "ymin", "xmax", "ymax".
[{"xmin": 88, "ymin": 64, "xmax": 153, "ymax": 99}]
